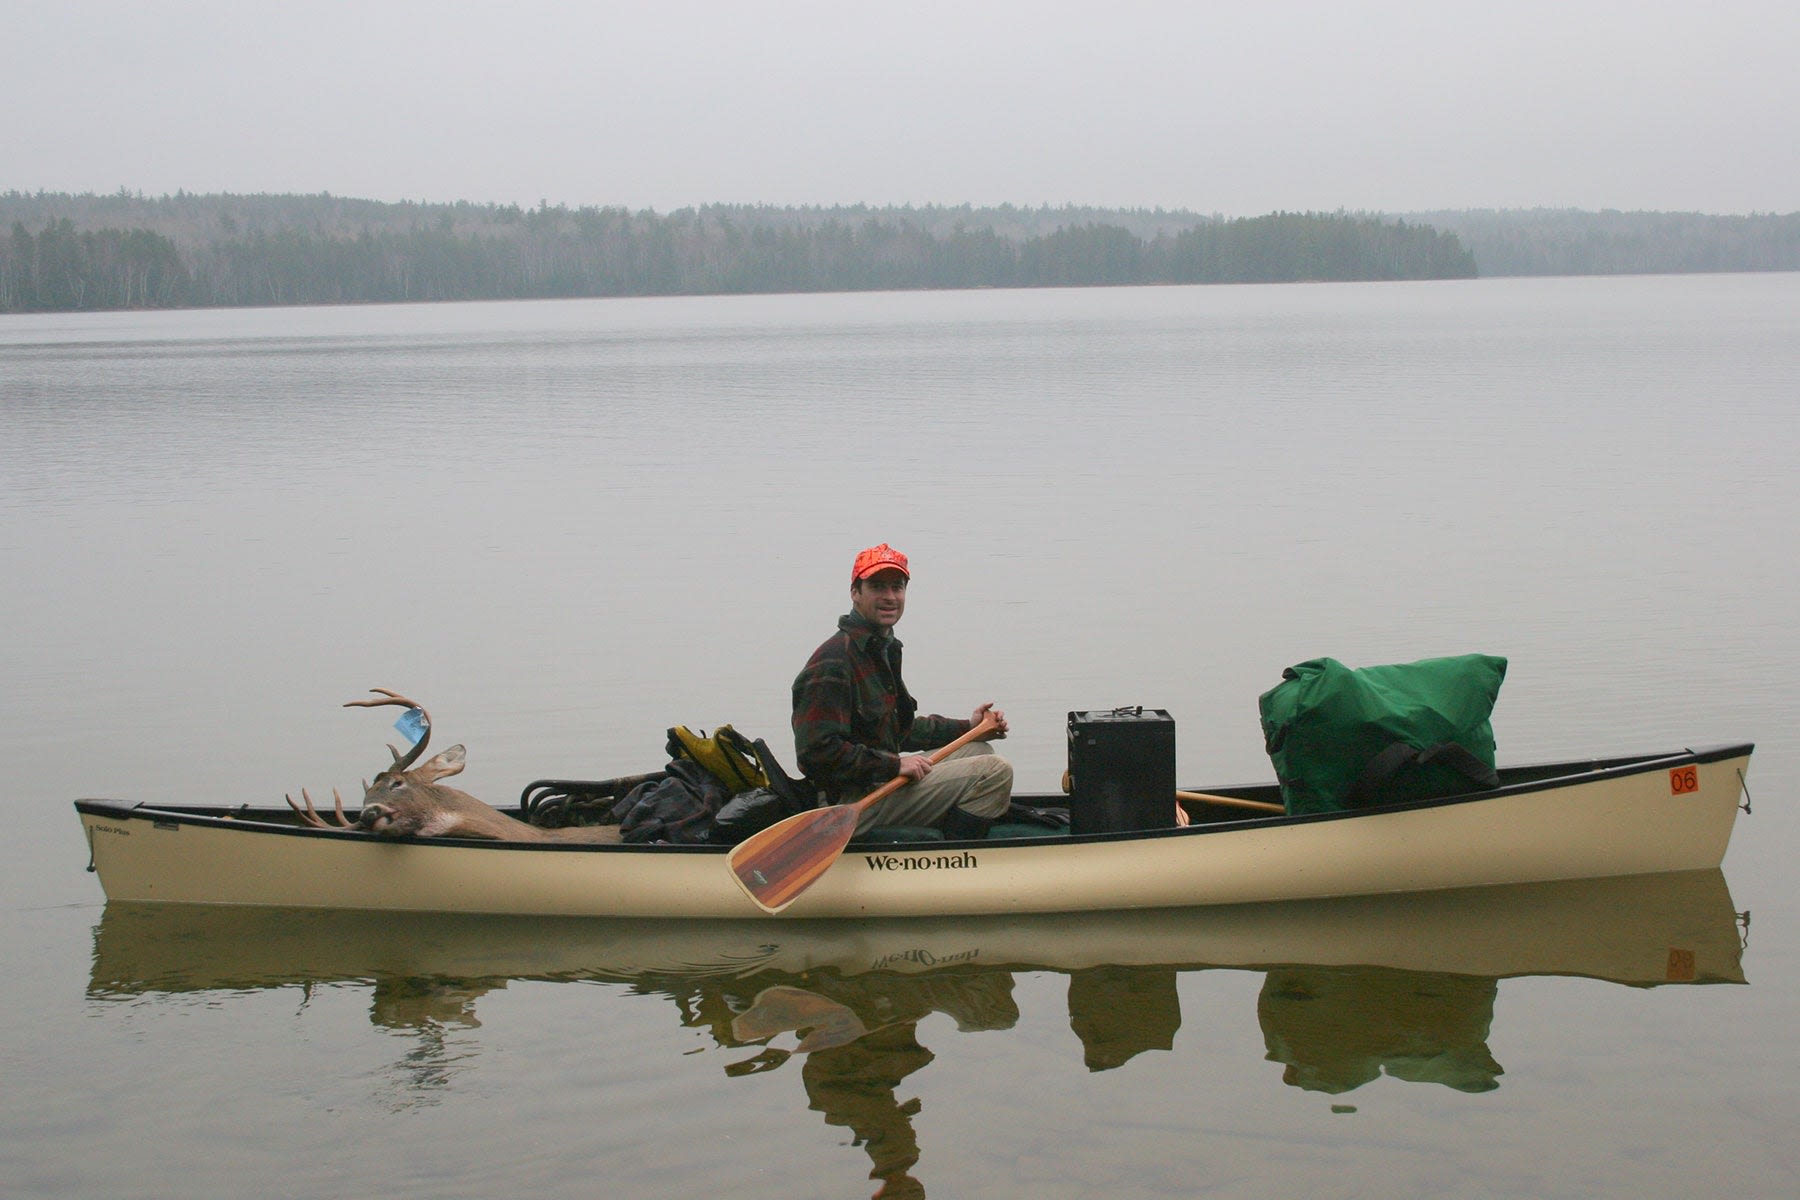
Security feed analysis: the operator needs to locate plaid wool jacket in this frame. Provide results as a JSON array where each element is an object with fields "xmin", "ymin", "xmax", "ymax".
[{"xmin": 791, "ymin": 611, "xmax": 971, "ymax": 802}]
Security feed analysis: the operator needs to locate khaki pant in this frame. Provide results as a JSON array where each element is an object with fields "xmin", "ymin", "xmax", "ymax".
[{"xmin": 857, "ymin": 741, "xmax": 1013, "ymax": 832}]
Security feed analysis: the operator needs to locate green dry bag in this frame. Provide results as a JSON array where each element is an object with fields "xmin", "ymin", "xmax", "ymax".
[{"xmin": 1257, "ymin": 654, "xmax": 1507, "ymax": 815}]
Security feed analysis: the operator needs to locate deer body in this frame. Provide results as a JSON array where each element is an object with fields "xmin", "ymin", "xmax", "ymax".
[
  {"xmin": 288, "ymin": 690, "xmax": 622, "ymax": 844},
  {"xmin": 356, "ymin": 746, "xmax": 620, "ymax": 843}
]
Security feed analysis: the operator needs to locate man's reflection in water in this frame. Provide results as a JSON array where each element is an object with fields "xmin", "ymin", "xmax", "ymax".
[
  {"xmin": 800, "ymin": 1023, "xmax": 935, "ymax": 1200},
  {"xmin": 1258, "ymin": 966, "xmax": 1503, "ymax": 1094},
  {"xmin": 663, "ymin": 970, "xmax": 1020, "ymax": 1199},
  {"xmin": 667, "ymin": 966, "xmax": 1187, "ymax": 1198}
]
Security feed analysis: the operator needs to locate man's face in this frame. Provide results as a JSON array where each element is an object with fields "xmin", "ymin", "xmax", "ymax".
[{"xmin": 851, "ymin": 570, "xmax": 908, "ymax": 629}]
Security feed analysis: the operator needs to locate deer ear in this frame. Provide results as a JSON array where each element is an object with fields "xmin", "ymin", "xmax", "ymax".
[{"xmin": 414, "ymin": 744, "xmax": 467, "ymax": 782}]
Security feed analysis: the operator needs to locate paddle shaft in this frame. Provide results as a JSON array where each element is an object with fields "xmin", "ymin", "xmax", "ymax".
[
  {"xmin": 846, "ymin": 715, "xmax": 999, "ymax": 818},
  {"xmin": 1061, "ymin": 769, "xmax": 1284, "ymax": 815},
  {"xmin": 1176, "ymin": 789, "xmax": 1285, "ymax": 814},
  {"xmin": 728, "ymin": 715, "xmax": 1001, "ymax": 913}
]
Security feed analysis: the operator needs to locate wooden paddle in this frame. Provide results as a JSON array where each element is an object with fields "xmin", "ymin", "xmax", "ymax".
[
  {"xmin": 728, "ymin": 716, "xmax": 1000, "ymax": 914},
  {"xmin": 1061, "ymin": 769, "xmax": 1284, "ymax": 817},
  {"xmin": 1176, "ymin": 789, "xmax": 1285, "ymax": 815}
]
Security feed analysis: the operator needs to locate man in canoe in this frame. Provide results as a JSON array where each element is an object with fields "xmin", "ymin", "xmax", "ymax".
[{"xmin": 791, "ymin": 543, "xmax": 1013, "ymax": 838}]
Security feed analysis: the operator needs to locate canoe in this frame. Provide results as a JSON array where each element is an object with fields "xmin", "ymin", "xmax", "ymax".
[{"xmin": 74, "ymin": 741, "xmax": 1753, "ymax": 919}]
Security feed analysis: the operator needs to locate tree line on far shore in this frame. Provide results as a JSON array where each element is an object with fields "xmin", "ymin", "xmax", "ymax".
[
  {"xmin": 5, "ymin": 191, "xmax": 1796, "ymax": 315},
  {"xmin": 0, "ymin": 194, "xmax": 1475, "ymax": 313},
  {"xmin": 1416, "ymin": 208, "xmax": 1800, "ymax": 277}
]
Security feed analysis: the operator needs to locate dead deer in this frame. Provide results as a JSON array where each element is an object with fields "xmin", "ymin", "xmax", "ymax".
[{"xmin": 286, "ymin": 689, "xmax": 620, "ymax": 843}]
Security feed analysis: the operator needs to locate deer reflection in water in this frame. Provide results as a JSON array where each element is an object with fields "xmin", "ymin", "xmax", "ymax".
[
  {"xmin": 290, "ymin": 972, "xmax": 498, "ymax": 1112},
  {"xmin": 367, "ymin": 976, "xmax": 489, "ymax": 1110}
]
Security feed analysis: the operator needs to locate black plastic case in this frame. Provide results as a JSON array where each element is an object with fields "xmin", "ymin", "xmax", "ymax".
[{"xmin": 1066, "ymin": 707, "xmax": 1177, "ymax": 834}]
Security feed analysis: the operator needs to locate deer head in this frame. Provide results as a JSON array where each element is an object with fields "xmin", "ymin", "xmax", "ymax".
[
  {"xmin": 338, "ymin": 689, "xmax": 499, "ymax": 836},
  {"xmin": 289, "ymin": 690, "xmax": 515, "ymax": 839}
]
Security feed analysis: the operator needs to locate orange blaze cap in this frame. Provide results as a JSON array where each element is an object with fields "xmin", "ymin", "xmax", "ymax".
[{"xmin": 851, "ymin": 543, "xmax": 910, "ymax": 583}]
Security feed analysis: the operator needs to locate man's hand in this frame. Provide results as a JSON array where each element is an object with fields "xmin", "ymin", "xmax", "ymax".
[
  {"xmin": 898, "ymin": 754, "xmax": 933, "ymax": 781},
  {"xmin": 898, "ymin": 705, "xmax": 1007, "ymax": 781}
]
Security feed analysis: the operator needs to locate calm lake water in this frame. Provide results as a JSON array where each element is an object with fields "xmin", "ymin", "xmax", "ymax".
[{"xmin": 3, "ymin": 275, "xmax": 1797, "ymax": 1198}]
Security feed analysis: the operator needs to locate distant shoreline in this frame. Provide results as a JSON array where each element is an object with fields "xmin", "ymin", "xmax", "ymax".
[{"xmin": 3, "ymin": 192, "xmax": 1796, "ymax": 315}]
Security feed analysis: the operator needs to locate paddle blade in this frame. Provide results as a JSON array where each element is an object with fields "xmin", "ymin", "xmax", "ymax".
[
  {"xmin": 731, "ymin": 985, "xmax": 871, "ymax": 1051},
  {"xmin": 727, "ymin": 803, "xmax": 862, "ymax": 914}
]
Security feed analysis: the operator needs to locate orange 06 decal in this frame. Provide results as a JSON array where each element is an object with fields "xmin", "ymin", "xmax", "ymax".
[{"xmin": 1669, "ymin": 766, "xmax": 1699, "ymax": 795}]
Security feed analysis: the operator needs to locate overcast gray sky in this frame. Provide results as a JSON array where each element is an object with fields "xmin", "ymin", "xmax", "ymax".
[{"xmin": 4, "ymin": 0, "xmax": 1794, "ymax": 216}]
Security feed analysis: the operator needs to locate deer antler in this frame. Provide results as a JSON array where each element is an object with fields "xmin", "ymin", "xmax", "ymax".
[
  {"xmin": 344, "ymin": 687, "xmax": 433, "ymax": 773},
  {"xmin": 286, "ymin": 787, "xmax": 354, "ymax": 829}
]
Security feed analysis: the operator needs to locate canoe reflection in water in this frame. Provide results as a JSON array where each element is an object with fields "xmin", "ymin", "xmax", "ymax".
[{"xmin": 88, "ymin": 871, "xmax": 1747, "ymax": 1196}]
